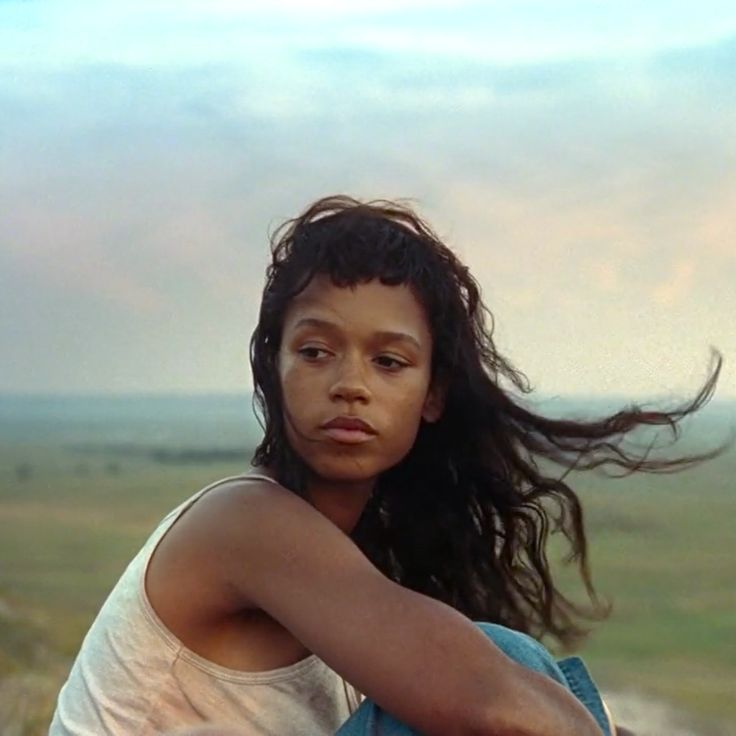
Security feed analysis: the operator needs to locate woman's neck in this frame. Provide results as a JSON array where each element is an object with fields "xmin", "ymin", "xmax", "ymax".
[
  {"xmin": 305, "ymin": 475, "xmax": 375, "ymax": 535},
  {"xmin": 254, "ymin": 464, "xmax": 374, "ymax": 534}
]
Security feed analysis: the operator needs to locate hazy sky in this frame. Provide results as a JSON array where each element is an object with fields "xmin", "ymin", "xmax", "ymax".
[{"xmin": 2, "ymin": 1, "xmax": 735, "ymax": 399}]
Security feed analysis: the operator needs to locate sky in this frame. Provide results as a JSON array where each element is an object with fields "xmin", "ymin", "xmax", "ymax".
[{"xmin": 2, "ymin": 0, "xmax": 735, "ymax": 400}]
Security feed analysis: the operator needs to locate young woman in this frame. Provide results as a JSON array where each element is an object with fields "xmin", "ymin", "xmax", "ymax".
[{"xmin": 50, "ymin": 196, "xmax": 732, "ymax": 736}]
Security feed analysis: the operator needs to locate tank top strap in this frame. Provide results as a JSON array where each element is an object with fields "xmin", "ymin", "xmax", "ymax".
[{"xmin": 154, "ymin": 471, "xmax": 280, "ymax": 536}]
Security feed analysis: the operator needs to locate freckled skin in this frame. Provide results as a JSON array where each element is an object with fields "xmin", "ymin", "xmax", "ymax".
[{"xmin": 277, "ymin": 275, "xmax": 444, "ymax": 526}]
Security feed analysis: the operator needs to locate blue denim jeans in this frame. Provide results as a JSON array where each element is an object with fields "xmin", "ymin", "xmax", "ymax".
[{"xmin": 334, "ymin": 622, "xmax": 611, "ymax": 736}]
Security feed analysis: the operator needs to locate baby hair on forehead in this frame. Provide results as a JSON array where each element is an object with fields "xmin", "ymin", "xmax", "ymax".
[{"xmin": 249, "ymin": 193, "xmax": 734, "ymax": 649}]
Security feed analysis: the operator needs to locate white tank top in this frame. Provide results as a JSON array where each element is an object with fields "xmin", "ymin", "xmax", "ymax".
[{"xmin": 49, "ymin": 473, "xmax": 364, "ymax": 735}]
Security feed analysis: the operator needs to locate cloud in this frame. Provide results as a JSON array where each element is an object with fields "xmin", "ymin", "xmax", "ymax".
[
  {"xmin": 586, "ymin": 258, "xmax": 621, "ymax": 292},
  {"xmin": 3, "ymin": 1, "xmax": 736, "ymax": 70},
  {"xmin": 1, "ymin": 22, "xmax": 735, "ymax": 393},
  {"xmin": 2, "ymin": 202, "xmax": 168, "ymax": 314},
  {"xmin": 651, "ymin": 257, "xmax": 697, "ymax": 306},
  {"xmin": 695, "ymin": 185, "xmax": 736, "ymax": 261}
]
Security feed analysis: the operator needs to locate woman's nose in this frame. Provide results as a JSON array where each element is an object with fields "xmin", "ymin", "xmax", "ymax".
[{"xmin": 328, "ymin": 355, "xmax": 371, "ymax": 404}]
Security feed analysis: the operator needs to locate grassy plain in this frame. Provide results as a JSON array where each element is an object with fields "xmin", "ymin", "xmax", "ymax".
[{"xmin": 0, "ymin": 398, "xmax": 734, "ymax": 734}]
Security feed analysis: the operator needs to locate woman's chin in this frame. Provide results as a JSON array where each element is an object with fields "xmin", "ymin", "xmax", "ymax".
[{"xmin": 306, "ymin": 457, "xmax": 385, "ymax": 486}]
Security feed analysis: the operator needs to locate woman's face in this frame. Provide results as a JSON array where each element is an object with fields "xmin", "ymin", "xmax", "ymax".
[{"xmin": 277, "ymin": 274, "xmax": 443, "ymax": 486}]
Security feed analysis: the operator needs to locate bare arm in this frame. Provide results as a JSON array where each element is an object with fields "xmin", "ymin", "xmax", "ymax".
[{"xmin": 176, "ymin": 480, "xmax": 603, "ymax": 736}]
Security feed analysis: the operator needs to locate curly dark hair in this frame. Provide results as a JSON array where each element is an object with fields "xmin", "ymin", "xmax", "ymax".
[{"xmin": 250, "ymin": 194, "xmax": 735, "ymax": 649}]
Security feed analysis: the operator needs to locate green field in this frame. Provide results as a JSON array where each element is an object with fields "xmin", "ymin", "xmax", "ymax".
[{"xmin": 1, "ymin": 399, "xmax": 735, "ymax": 734}]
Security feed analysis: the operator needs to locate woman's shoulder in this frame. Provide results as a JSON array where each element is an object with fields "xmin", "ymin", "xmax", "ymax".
[
  {"xmin": 143, "ymin": 470, "xmax": 325, "ymax": 669},
  {"xmin": 145, "ymin": 471, "xmax": 297, "ymax": 617},
  {"xmin": 195, "ymin": 469, "xmax": 284, "ymax": 502},
  {"xmin": 158, "ymin": 470, "xmax": 286, "ymax": 528},
  {"xmin": 180, "ymin": 471, "xmax": 299, "ymax": 529}
]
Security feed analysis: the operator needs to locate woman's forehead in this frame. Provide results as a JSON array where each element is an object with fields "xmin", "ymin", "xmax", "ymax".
[{"xmin": 284, "ymin": 276, "xmax": 431, "ymax": 340}]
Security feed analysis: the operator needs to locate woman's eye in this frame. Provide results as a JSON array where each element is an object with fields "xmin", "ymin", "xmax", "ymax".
[
  {"xmin": 298, "ymin": 346, "xmax": 329, "ymax": 360},
  {"xmin": 375, "ymin": 355, "xmax": 408, "ymax": 371}
]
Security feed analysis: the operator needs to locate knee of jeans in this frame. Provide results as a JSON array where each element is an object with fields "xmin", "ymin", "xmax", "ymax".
[{"xmin": 471, "ymin": 621, "xmax": 568, "ymax": 685}]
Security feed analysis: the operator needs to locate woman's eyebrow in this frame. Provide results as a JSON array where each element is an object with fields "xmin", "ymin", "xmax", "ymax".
[{"xmin": 293, "ymin": 317, "xmax": 422, "ymax": 351}]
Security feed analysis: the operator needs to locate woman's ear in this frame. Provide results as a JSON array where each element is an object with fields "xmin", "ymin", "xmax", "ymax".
[{"xmin": 421, "ymin": 379, "xmax": 447, "ymax": 424}]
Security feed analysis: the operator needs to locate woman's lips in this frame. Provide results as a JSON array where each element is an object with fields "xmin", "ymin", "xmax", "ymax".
[
  {"xmin": 320, "ymin": 416, "xmax": 377, "ymax": 444},
  {"xmin": 321, "ymin": 427, "xmax": 376, "ymax": 444}
]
